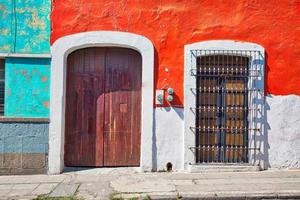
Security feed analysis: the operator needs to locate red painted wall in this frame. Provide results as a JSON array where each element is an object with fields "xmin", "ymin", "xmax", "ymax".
[{"xmin": 51, "ymin": 0, "xmax": 300, "ymax": 107}]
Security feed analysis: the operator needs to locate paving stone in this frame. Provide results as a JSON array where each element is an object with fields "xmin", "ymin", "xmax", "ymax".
[
  {"xmin": 6, "ymin": 189, "xmax": 32, "ymax": 197},
  {"xmin": 31, "ymin": 183, "xmax": 57, "ymax": 195},
  {"xmin": 49, "ymin": 183, "xmax": 79, "ymax": 197},
  {"xmin": 12, "ymin": 183, "xmax": 39, "ymax": 190},
  {"xmin": 0, "ymin": 177, "xmax": 29, "ymax": 184},
  {"xmin": 0, "ymin": 175, "xmax": 65, "ymax": 184},
  {"xmin": 8, "ymin": 196, "xmax": 38, "ymax": 200},
  {"xmin": 0, "ymin": 188, "xmax": 11, "ymax": 197},
  {"xmin": 22, "ymin": 175, "xmax": 66, "ymax": 183},
  {"xmin": 0, "ymin": 184, "xmax": 13, "ymax": 190},
  {"xmin": 63, "ymin": 174, "xmax": 113, "ymax": 184},
  {"xmin": 176, "ymin": 184, "xmax": 218, "ymax": 194},
  {"xmin": 76, "ymin": 182, "xmax": 114, "ymax": 200},
  {"xmin": 171, "ymin": 179, "xmax": 194, "ymax": 186},
  {"xmin": 111, "ymin": 176, "xmax": 175, "ymax": 193}
]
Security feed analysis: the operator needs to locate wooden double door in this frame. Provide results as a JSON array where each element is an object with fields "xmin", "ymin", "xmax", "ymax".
[{"xmin": 65, "ymin": 47, "xmax": 142, "ymax": 167}]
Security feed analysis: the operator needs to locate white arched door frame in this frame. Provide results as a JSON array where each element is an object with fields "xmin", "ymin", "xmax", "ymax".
[{"xmin": 48, "ymin": 31, "xmax": 154, "ymax": 174}]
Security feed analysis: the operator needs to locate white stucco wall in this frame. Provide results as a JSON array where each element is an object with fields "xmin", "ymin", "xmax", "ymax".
[
  {"xmin": 154, "ymin": 107, "xmax": 184, "ymax": 171},
  {"xmin": 267, "ymin": 94, "xmax": 300, "ymax": 168},
  {"xmin": 153, "ymin": 95, "xmax": 300, "ymax": 171}
]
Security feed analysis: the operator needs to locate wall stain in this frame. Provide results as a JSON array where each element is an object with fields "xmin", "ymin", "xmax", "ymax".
[
  {"xmin": 43, "ymin": 101, "xmax": 49, "ymax": 108},
  {"xmin": 5, "ymin": 58, "xmax": 50, "ymax": 118},
  {"xmin": 41, "ymin": 76, "xmax": 47, "ymax": 82},
  {"xmin": 0, "ymin": 0, "xmax": 50, "ymax": 54},
  {"xmin": 26, "ymin": 8, "xmax": 46, "ymax": 30}
]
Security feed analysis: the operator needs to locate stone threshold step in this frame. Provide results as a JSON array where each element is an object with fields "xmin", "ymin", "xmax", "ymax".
[{"xmin": 188, "ymin": 164, "xmax": 260, "ymax": 172}]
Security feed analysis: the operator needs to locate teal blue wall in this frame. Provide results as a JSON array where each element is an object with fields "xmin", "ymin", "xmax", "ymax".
[
  {"xmin": 0, "ymin": 0, "xmax": 50, "ymax": 53},
  {"xmin": 0, "ymin": 1, "xmax": 50, "ymax": 174},
  {"xmin": 0, "ymin": 0, "xmax": 51, "ymax": 118},
  {"xmin": 5, "ymin": 58, "xmax": 50, "ymax": 117}
]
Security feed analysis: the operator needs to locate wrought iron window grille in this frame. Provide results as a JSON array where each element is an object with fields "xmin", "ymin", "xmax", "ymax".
[{"xmin": 189, "ymin": 50, "xmax": 263, "ymax": 164}]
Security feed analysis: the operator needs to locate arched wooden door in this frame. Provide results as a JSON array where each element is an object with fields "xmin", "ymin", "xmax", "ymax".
[{"xmin": 65, "ymin": 47, "xmax": 142, "ymax": 167}]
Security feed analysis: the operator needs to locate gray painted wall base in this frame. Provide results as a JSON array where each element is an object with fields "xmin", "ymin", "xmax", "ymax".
[{"xmin": 0, "ymin": 122, "xmax": 49, "ymax": 175}]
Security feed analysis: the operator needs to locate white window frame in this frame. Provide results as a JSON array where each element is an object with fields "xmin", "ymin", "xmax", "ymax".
[{"xmin": 183, "ymin": 40, "xmax": 265, "ymax": 169}]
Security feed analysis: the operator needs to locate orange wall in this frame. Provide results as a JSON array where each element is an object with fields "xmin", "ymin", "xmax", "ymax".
[{"xmin": 51, "ymin": 0, "xmax": 300, "ymax": 107}]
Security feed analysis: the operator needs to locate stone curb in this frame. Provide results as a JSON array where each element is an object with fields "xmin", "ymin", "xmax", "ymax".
[{"xmin": 148, "ymin": 193, "xmax": 300, "ymax": 200}]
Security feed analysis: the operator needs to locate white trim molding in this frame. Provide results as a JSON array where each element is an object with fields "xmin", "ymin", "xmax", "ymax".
[
  {"xmin": 0, "ymin": 53, "xmax": 51, "ymax": 58},
  {"xmin": 184, "ymin": 40, "xmax": 265, "ymax": 170},
  {"xmin": 48, "ymin": 31, "xmax": 154, "ymax": 174}
]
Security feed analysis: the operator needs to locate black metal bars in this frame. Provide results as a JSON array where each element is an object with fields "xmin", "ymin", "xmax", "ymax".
[{"xmin": 191, "ymin": 50, "xmax": 261, "ymax": 164}]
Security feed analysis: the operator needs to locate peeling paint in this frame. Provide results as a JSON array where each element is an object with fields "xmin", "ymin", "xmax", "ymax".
[
  {"xmin": 4, "ymin": 57, "xmax": 50, "ymax": 117},
  {"xmin": 0, "ymin": 3, "xmax": 8, "ymax": 18},
  {"xmin": 0, "ymin": 45, "xmax": 10, "ymax": 51},
  {"xmin": 26, "ymin": 9, "xmax": 46, "ymax": 30},
  {"xmin": 0, "ymin": 28, "xmax": 9, "ymax": 35},
  {"xmin": 43, "ymin": 101, "xmax": 49, "ymax": 108},
  {"xmin": 41, "ymin": 76, "xmax": 47, "ymax": 82},
  {"xmin": 0, "ymin": 0, "xmax": 50, "ymax": 54}
]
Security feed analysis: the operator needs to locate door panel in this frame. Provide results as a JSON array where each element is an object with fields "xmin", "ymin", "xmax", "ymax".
[
  {"xmin": 104, "ymin": 48, "xmax": 141, "ymax": 166},
  {"xmin": 65, "ymin": 47, "xmax": 141, "ymax": 167},
  {"xmin": 65, "ymin": 48, "xmax": 106, "ymax": 167}
]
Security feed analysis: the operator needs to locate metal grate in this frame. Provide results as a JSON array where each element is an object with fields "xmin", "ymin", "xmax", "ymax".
[
  {"xmin": 190, "ymin": 50, "xmax": 261, "ymax": 164},
  {"xmin": 0, "ymin": 59, "xmax": 4, "ymax": 116}
]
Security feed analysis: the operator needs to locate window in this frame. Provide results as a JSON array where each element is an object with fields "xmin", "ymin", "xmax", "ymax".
[
  {"xmin": 184, "ymin": 42, "xmax": 265, "ymax": 168},
  {"xmin": 0, "ymin": 59, "xmax": 4, "ymax": 116},
  {"xmin": 189, "ymin": 50, "xmax": 262, "ymax": 164},
  {"xmin": 192, "ymin": 53, "xmax": 252, "ymax": 163}
]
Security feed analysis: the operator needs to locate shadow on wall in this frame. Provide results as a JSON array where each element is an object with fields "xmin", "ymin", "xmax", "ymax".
[
  {"xmin": 152, "ymin": 46, "xmax": 184, "ymax": 172},
  {"xmin": 250, "ymin": 51, "xmax": 270, "ymax": 169},
  {"xmin": 152, "ymin": 48, "xmax": 271, "ymax": 171},
  {"xmin": 152, "ymin": 48, "xmax": 159, "ymax": 171}
]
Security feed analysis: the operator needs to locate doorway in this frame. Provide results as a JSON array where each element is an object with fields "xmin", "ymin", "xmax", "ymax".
[{"xmin": 64, "ymin": 47, "xmax": 142, "ymax": 167}]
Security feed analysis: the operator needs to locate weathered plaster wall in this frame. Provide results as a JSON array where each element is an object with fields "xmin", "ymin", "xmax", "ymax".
[
  {"xmin": 0, "ymin": 122, "xmax": 49, "ymax": 175},
  {"xmin": 5, "ymin": 57, "xmax": 50, "ymax": 117},
  {"xmin": 51, "ymin": 0, "xmax": 300, "ymax": 105},
  {"xmin": 0, "ymin": 0, "xmax": 51, "ymax": 174},
  {"xmin": 0, "ymin": 0, "xmax": 51, "ymax": 117},
  {"xmin": 0, "ymin": 0, "xmax": 50, "ymax": 53},
  {"xmin": 154, "ymin": 95, "xmax": 300, "ymax": 170},
  {"xmin": 267, "ymin": 95, "xmax": 300, "ymax": 169},
  {"xmin": 154, "ymin": 107, "xmax": 184, "ymax": 171}
]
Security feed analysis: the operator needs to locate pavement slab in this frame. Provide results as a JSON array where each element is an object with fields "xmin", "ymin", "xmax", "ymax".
[
  {"xmin": 76, "ymin": 182, "xmax": 113, "ymax": 200},
  {"xmin": 31, "ymin": 183, "xmax": 57, "ymax": 195},
  {"xmin": 111, "ymin": 175, "xmax": 176, "ymax": 193},
  {"xmin": 49, "ymin": 183, "xmax": 79, "ymax": 197},
  {"xmin": 12, "ymin": 183, "xmax": 39, "ymax": 190},
  {"xmin": 0, "ymin": 184, "xmax": 13, "ymax": 190},
  {"xmin": 0, "ymin": 169, "xmax": 299, "ymax": 199}
]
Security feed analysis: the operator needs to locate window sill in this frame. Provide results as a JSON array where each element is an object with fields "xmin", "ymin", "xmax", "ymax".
[
  {"xmin": 0, "ymin": 117, "xmax": 49, "ymax": 123},
  {"xmin": 0, "ymin": 53, "xmax": 51, "ymax": 59}
]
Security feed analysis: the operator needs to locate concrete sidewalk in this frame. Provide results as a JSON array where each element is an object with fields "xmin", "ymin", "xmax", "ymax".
[{"xmin": 0, "ymin": 168, "xmax": 300, "ymax": 200}]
